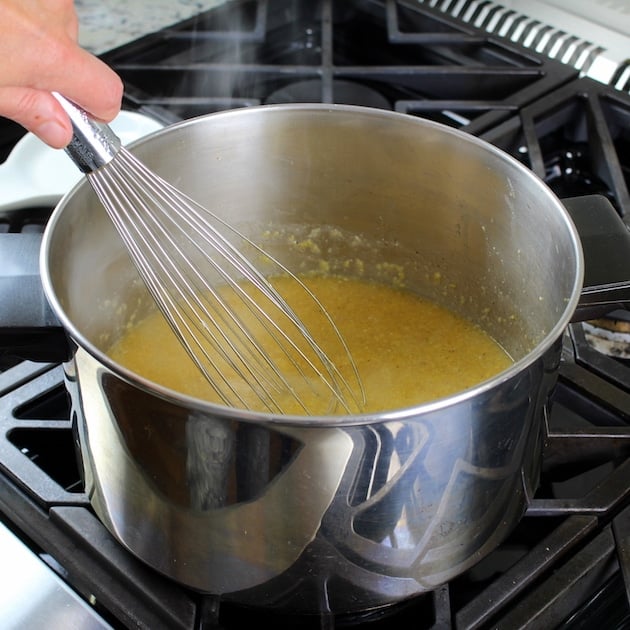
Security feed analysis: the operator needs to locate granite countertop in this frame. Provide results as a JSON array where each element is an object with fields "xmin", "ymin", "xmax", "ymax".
[{"xmin": 76, "ymin": 0, "xmax": 228, "ymax": 54}]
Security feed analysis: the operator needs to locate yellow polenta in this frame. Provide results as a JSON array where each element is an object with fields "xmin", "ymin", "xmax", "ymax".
[{"xmin": 107, "ymin": 275, "xmax": 512, "ymax": 414}]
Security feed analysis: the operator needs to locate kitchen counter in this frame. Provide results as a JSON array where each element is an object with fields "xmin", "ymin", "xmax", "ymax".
[{"xmin": 76, "ymin": 0, "xmax": 227, "ymax": 54}]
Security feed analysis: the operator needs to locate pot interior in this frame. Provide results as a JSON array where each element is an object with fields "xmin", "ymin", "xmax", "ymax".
[{"xmin": 44, "ymin": 105, "xmax": 582, "ymax": 384}]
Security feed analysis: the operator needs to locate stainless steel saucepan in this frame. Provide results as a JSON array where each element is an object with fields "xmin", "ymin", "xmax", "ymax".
[{"xmin": 4, "ymin": 104, "xmax": 630, "ymax": 614}]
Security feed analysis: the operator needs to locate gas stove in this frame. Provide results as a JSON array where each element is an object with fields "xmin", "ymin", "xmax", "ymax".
[{"xmin": 0, "ymin": 1, "xmax": 629, "ymax": 628}]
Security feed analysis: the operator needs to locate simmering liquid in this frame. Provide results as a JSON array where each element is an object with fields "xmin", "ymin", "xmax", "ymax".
[{"xmin": 107, "ymin": 276, "xmax": 512, "ymax": 415}]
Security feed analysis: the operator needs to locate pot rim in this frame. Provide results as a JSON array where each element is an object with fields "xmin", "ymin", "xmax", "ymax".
[{"xmin": 40, "ymin": 103, "xmax": 585, "ymax": 427}]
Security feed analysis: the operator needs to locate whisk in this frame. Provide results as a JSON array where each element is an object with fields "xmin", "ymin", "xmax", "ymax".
[{"xmin": 53, "ymin": 93, "xmax": 364, "ymax": 414}]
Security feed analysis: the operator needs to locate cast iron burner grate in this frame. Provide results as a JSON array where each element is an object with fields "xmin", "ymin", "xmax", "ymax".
[
  {"xmin": 482, "ymin": 77, "xmax": 630, "ymax": 223},
  {"xmin": 100, "ymin": 0, "xmax": 576, "ymax": 134}
]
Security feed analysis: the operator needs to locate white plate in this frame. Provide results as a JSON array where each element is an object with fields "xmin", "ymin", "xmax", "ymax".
[{"xmin": 0, "ymin": 110, "xmax": 164, "ymax": 211}]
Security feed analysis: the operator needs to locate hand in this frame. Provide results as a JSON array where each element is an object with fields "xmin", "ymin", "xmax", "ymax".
[{"xmin": 0, "ymin": 0, "xmax": 123, "ymax": 148}]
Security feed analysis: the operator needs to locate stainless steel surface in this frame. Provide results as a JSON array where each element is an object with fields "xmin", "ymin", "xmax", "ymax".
[
  {"xmin": 0, "ymin": 520, "xmax": 112, "ymax": 629},
  {"xmin": 0, "ymin": 111, "xmax": 162, "ymax": 212},
  {"xmin": 40, "ymin": 104, "xmax": 585, "ymax": 613},
  {"xmin": 421, "ymin": 0, "xmax": 630, "ymax": 89},
  {"xmin": 53, "ymin": 93, "xmax": 121, "ymax": 172}
]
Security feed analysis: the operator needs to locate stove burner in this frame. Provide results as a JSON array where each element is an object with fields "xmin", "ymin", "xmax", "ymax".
[
  {"xmin": 265, "ymin": 78, "xmax": 391, "ymax": 109},
  {"xmin": 482, "ymin": 77, "xmax": 630, "ymax": 221},
  {"xmin": 545, "ymin": 143, "xmax": 617, "ymax": 203}
]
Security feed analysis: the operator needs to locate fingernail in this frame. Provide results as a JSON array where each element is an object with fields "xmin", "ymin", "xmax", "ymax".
[{"xmin": 35, "ymin": 119, "xmax": 71, "ymax": 149}]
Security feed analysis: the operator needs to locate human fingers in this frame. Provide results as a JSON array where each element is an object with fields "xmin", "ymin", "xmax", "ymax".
[
  {"xmin": 0, "ymin": 87, "xmax": 72, "ymax": 148},
  {"xmin": 54, "ymin": 47, "xmax": 124, "ymax": 124},
  {"xmin": 0, "ymin": 37, "xmax": 123, "ymax": 147},
  {"xmin": 0, "ymin": 0, "xmax": 123, "ymax": 138}
]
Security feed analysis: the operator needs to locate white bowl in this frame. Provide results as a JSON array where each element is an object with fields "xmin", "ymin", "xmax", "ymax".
[{"xmin": 0, "ymin": 110, "xmax": 164, "ymax": 211}]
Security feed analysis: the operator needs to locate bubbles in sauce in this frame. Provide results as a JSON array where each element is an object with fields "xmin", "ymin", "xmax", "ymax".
[{"xmin": 107, "ymin": 275, "xmax": 513, "ymax": 415}]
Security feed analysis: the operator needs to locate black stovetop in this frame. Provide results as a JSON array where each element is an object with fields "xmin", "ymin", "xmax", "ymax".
[{"xmin": 0, "ymin": 1, "xmax": 629, "ymax": 628}]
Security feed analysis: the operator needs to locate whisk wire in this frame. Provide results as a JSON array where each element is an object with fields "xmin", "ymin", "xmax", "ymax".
[
  {"xmin": 118, "ymin": 151, "xmax": 363, "ymax": 409},
  {"xmin": 89, "ymin": 162, "xmax": 282, "ymax": 410},
  {"xmin": 93, "ymin": 161, "xmax": 340, "ymax": 413},
  {"xmin": 88, "ymin": 147, "xmax": 365, "ymax": 414}
]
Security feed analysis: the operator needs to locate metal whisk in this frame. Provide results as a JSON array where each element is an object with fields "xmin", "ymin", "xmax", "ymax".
[{"xmin": 53, "ymin": 94, "xmax": 364, "ymax": 414}]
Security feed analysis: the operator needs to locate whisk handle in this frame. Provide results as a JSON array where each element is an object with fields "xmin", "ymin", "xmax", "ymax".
[{"xmin": 52, "ymin": 92, "xmax": 121, "ymax": 173}]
